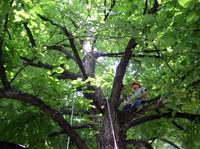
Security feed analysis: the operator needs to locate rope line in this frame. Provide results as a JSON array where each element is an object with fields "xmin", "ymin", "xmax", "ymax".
[
  {"xmin": 66, "ymin": 101, "xmax": 75, "ymax": 149},
  {"xmin": 106, "ymin": 100, "xmax": 118, "ymax": 149},
  {"xmin": 81, "ymin": 48, "xmax": 135, "ymax": 148}
]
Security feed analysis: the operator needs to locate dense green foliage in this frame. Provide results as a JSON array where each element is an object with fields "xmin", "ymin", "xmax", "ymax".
[{"xmin": 0, "ymin": 0, "xmax": 200, "ymax": 148}]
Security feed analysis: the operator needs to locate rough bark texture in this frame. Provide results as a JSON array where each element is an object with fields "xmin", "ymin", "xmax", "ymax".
[
  {"xmin": 98, "ymin": 107, "xmax": 126, "ymax": 149},
  {"xmin": 98, "ymin": 38, "xmax": 136, "ymax": 149}
]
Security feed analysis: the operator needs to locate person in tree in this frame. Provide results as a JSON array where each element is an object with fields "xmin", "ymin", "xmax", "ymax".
[{"xmin": 122, "ymin": 82, "xmax": 148, "ymax": 111}]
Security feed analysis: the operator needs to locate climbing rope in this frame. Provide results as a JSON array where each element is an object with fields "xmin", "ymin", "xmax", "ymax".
[
  {"xmin": 106, "ymin": 100, "xmax": 119, "ymax": 149},
  {"xmin": 66, "ymin": 100, "xmax": 75, "ymax": 149}
]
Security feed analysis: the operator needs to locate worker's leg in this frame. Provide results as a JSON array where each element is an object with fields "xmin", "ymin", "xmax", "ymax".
[{"xmin": 122, "ymin": 104, "xmax": 131, "ymax": 111}]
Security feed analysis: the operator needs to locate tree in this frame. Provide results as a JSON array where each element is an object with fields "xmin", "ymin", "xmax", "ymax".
[{"xmin": 0, "ymin": 0, "xmax": 200, "ymax": 148}]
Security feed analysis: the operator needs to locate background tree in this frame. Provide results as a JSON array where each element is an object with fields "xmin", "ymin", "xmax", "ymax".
[{"xmin": 0, "ymin": 0, "xmax": 200, "ymax": 148}]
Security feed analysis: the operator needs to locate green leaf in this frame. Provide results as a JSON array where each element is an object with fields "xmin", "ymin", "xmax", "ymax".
[
  {"xmin": 178, "ymin": 0, "xmax": 192, "ymax": 7},
  {"xmin": 142, "ymin": 14, "xmax": 155, "ymax": 25},
  {"xmin": 52, "ymin": 67, "xmax": 64, "ymax": 73}
]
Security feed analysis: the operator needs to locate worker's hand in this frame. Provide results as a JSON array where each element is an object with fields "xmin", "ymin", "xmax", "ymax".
[{"xmin": 125, "ymin": 99, "xmax": 131, "ymax": 104}]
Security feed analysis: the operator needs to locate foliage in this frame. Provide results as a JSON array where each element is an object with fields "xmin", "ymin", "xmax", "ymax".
[{"xmin": 0, "ymin": 0, "xmax": 200, "ymax": 148}]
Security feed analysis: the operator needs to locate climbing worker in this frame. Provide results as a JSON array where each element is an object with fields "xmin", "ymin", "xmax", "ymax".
[{"xmin": 122, "ymin": 82, "xmax": 148, "ymax": 111}]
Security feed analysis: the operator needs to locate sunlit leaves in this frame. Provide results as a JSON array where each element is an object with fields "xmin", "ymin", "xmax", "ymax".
[
  {"xmin": 0, "ymin": 0, "xmax": 200, "ymax": 148},
  {"xmin": 178, "ymin": 0, "xmax": 193, "ymax": 7}
]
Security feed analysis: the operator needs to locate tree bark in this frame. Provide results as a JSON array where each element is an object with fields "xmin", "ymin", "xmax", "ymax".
[
  {"xmin": 98, "ymin": 107, "xmax": 126, "ymax": 149},
  {"xmin": 97, "ymin": 38, "xmax": 136, "ymax": 149}
]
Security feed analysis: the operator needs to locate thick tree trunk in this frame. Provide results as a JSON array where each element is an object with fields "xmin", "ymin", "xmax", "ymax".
[
  {"xmin": 98, "ymin": 107, "xmax": 126, "ymax": 149},
  {"xmin": 81, "ymin": 31, "xmax": 135, "ymax": 149}
]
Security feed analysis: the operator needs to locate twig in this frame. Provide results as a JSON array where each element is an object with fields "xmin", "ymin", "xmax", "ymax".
[
  {"xmin": 104, "ymin": 0, "xmax": 116, "ymax": 21},
  {"xmin": 23, "ymin": 22, "xmax": 36, "ymax": 47}
]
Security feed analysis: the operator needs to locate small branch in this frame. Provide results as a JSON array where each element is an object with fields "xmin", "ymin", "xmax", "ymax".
[
  {"xmin": 126, "ymin": 139, "xmax": 153, "ymax": 149},
  {"xmin": 172, "ymin": 120, "xmax": 184, "ymax": 130},
  {"xmin": 148, "ymin": 0, "xmax": 159, "ymax": 14},
  {"xmin": 46, "ymin": 45, "xmax": 76, "ymax": 61},
  {"xmin": 10, "ymin": 64, "xmax": 27, "ymax": 85},
  {"xmin": 0, "ymin": 38, "xmax": 10, "ymax": 89},
  {"xmin": 37, "ymin": 14, "xmax": 60, "ymax": 27},
  {"xmin": 153, "ymin": 44, "xmax": 181, "ymax": 79},
  {"xmin": 23, "ymin": 22, "xmax": 36, "ymax": 47},
  {"xmin": 3, "ymin": 0, "xmax": 14, "ymax": 40},
  {"xmin": 62, "ymin": 27, "xmax": 88, "ymax": 80},
  {"xmin": 104, "ymin": 0, "xmax": 116, "ymax": 21},
  {"xmin": 68, "ymin": 18, "xmax": 79, "ymax": 29},
  {"xmin": 21, "ymin": 56, "xmax": 79, "ymax": 80},
  {"xmin": 21, "ymin": 56, "xmax": 54, "ymax": 70},
  {"xmin": 143, "ymin": 0, "xmax": 148, "ymax": 15},
  {"xmin": 97, "ymin": 52, "xmax": 163, "ymax": 58},
  {"xmin": 188, "ymin": 79, "xmax": 200, "ymax": 88},
  {"xmin": 159, "ymin": 137, "xmax": 181, "ymax": 149},
  {"xmin": 49, "ymin": 123, "xmax": 94, "ymax": 137}
]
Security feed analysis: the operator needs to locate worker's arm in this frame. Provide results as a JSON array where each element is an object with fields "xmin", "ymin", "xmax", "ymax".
[{"xmin": 139, "ymin": 90, "xmax": 148, "ymax": 99}]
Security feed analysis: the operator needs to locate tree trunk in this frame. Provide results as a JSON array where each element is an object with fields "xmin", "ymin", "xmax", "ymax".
[
  {"xmin": 98, "ymin": 106, "xmax": 126, "ymax": 149},
  {"xmin": 81, "ymin": 28, "xmax": 128, "ymax": 149}
]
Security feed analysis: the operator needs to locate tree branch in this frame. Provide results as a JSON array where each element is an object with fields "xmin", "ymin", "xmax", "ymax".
[
  {"xmin": 0, "ymin": 89, "xmax": 88, "ymax": 149},
  {"xmin": 172, "ymin": 120, "xmax": 184, "ymax": 130},
  {"xmin": 126, "ymin": 139, "xmax": 153, "ymax": 149},
  {"xmin": 0, "ymin": 141, "xmax": 25, "ymax": 149},
  {"xmin": 126, "ymin": 111, "xmax": 200, "ymax": 130},
  {"xmin": 49, "ymin": 123, "xmax": 94, "ymax": 137},
  {"xmin": 148, "ymin": 0, "xmax": 159, "ymax": 14},
  {"xmin": 159, "ymin": 137, "xmax": 181, "ymax": 149},
  {"xmin": 37, "ymin": 14, "xmax": 60, "ymax": 27},
  {"xmin": 97, "ymin": 52, "xmax": 163, "ymax": 58},
  {"xmin": 10, "ymin": 64, "xmax": 27, "ymax": 85},
  {"xmin": 23, "ymin": 22, "xmax": 36, "ymax": 47},
  {"xmin": 104, "ymin": 0, "xmax": 116, "ymax": 21},
  {"xmin": 110, "ymin": 38, "xmax": 136, "ymax": 107},
  {"xmin": 21, "ymin": 56, "xmax": 54, "ymax": 70},
  {"xmin": 46, "ymin": 45, "xmax": 76, "ymax": 61},
  {"xmin": 62, "ymin": 27, "xmax": 88, "ymax": 80},
  {"xmin": 0, "ymin": 38, "xmax": 10, "ymax": 89},
  {"xmin": 21, "ymin": 56, "xmax": 79, "ymax": 80},
  {"xmin": 3, "ymin": 0, "xmax": 14, "ymax": 40},
  {"xmin": 143, "ymin": 0, "xmax": 148, "ymax": 15},
  {"xmin": 38, "ymin": 14, "xmax": 88, "ymax": 79}
]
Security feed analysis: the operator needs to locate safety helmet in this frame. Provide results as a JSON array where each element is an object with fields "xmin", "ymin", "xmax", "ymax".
[{"xmin": 131, "ymin": 82, "xmax": 141, "ymax": 88}]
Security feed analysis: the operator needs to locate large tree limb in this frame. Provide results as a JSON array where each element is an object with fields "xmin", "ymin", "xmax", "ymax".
[
  {"xmin": 0, "ymin": 89, "xmax": 88, "ymax": 149},
  {"xmin": 121, "ymin": 96, "xmax": 163, "ymax": 123},
  {"xmin": 125, "ymin": 111, "xmax": 200, "ymax": 130},
  {"xmin": 110, "ymin": 38, "xmax": 137, "ymax": 107}
]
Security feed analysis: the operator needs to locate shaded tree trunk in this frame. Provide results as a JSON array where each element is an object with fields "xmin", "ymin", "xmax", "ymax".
[{"xmin": 98, "ymin": 107, "xmax": 126, "ymax": 149}]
